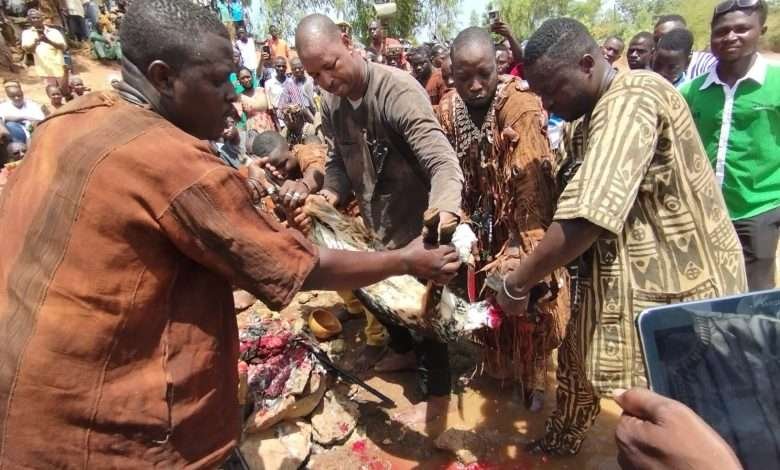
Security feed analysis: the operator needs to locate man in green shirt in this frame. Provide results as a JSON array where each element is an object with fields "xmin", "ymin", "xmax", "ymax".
[{"xmin": 681, "ymin": 0, "xmax": 779, "ymax": 290}]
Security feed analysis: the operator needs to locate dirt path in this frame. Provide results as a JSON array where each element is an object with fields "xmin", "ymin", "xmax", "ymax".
[{"xmin": 0, "ymin": 48, "xmax": 119, "ymax": 104}]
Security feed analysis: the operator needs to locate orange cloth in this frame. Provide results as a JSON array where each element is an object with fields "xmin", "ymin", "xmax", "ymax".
[
  {"xmin": 0, "ymin": 93, "xmax": 318, "ymax": 467},
  {"xmin": 425, "ymin": 68, "xmax": 449, "ymax": 106},
  {"xmin": 269, "ymin": 37, "xmax": 289, "ymax": 60}
]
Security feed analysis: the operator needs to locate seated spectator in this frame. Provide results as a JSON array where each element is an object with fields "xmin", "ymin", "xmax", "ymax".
[
  {"xmin": 0, "ymin": 82, "xmax": 45, "ymax": 143},
  {"xmin": 627, "ymin": 31, "xmax": 654, "ymax": 70},
  {"xmin": 69, "ymin": 76, "xmax": 90, "ymax": 97},
  {"xmin": 653, "ymin": 28, "xmax": 693, "ymax": 87},
  {"xmin": 90, "ymin": 22, "xmax": 122, "ymax": 61},
  {"xmin": 215, "ymin": 115, "xmax": 242, "ymax": 169},
  {"xmin": 601, "ymin": 35, "xmax": 625, "ymax": 66},
  {"xmin": 7, "ymin": 141, "xmax": 26, "ymax": 162},
  {"xmin": 42, "ymin": 84, "xmax": 65, "ymax": 116}
]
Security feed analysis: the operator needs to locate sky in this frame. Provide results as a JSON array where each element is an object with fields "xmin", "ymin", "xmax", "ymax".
[{"xmin": 456, "ymin": 0, "xmax": 492, "ymax": 30}]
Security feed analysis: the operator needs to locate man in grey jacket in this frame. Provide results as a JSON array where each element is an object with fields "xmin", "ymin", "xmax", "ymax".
[{"xmin": 296, "ymin": 14, "xmax": 464, "ymax": 426}]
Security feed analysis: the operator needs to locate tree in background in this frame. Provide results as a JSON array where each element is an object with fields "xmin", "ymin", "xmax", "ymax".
[{"xmin": 252, "ymin": 0, "xmax": 460, "ymax": 46}]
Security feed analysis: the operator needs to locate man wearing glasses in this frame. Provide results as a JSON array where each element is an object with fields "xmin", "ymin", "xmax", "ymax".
[{"xmin": 681, "ymin": 0, "xmax": 780, "ymax": 291}]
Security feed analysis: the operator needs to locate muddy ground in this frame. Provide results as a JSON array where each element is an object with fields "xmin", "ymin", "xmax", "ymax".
[{"xmin": 241, "ymin": 290, "xmax": 622, "ymax": 470}]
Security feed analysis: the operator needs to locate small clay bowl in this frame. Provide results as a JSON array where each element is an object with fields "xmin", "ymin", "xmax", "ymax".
[{"xmin": 308, "ymin": 308, "xmax": 342, "ymax": 340}]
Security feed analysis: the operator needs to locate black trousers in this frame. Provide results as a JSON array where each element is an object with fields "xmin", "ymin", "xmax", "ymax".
[
  {"xmin": 733, "ymin": 205, "xmax": 780, "ymax": 291},
  {"xmin": 66, "ymin": 15, "xmax": 87, "ymax": 42},
  {"xmin": 381, "ymin": 320, "xmax": 451, "ymax": 397}
]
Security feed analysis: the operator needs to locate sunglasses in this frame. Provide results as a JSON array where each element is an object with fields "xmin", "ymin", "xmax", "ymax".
[{"xmin": 714, "ymin": 0, "xmax": 762, "ymax": 16}]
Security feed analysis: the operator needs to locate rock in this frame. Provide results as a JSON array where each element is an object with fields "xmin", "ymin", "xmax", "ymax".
[
  {"xmin": 328, "ymin": 339, "xmax": 346, "ymax": 354},
  {"xmin": 234, "ymin": 289, "xmax": 258, "ymax": 312},
  {"xmin": 241, "ymin": 420, "xmax": 312, "ymax": 470},
  {"xmin": 434, "ymin": 428, "xmax": 485, "ymax": 465},
  {"xmin": 310, "ymin": 390, "xmax": 359, "ymax": 446},
  {"xmin": 245, "ymin": 372, "xmax": 327, "ymax": 434},
  {"xmin": 297, "ymin": 292, "xmax": 318, "ymax": 305}
]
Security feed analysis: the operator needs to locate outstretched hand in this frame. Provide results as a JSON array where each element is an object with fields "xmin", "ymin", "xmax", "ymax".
[{"xmin": 400, "ymin": 236, "xmax": 461, "ymax": 285}]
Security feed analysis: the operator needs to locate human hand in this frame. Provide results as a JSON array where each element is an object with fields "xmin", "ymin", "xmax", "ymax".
[
  {"xmin": 278, "ymin": 179, "xmax": 310, "ymax": 210},
  {"xmin": 421, "ymin": 209, "xmax": 460, "ymax": 245},
  {"xmin": 489, "ymin": 21, "xmax": 514, "ymax": 39},
  {"xmin": 245, "ymin": 159, "xmax": 276, "ymax": 204},
  {"xmin": 316, "ymin": 188, "xmax": 340, "ymax": 207},
  {"xmin": 400, "ymin": 236, "xmax": 461, "ymax": 285},
  {"xmin": 614, "ymin": 388, "xmax": 742, "ymax": 470},
  {"xmin": 288, "ymin": 205, "xmax": 312, "ymax": 235},
  {"xmin": 494, "ymin": 270, "xmax": 529, "ymax": 317},
  {"xmin": 254, "ymin": 156, "xmax": 284, "ymax": 181}
]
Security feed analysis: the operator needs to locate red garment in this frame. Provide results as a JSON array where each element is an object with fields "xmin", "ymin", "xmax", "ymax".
[{"xmin": 509, "ymin": 61, "xmax": 524, "ymax": 79}]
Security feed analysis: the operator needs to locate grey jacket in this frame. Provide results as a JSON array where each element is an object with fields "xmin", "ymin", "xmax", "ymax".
[{"xmin": 321, "ymin": 61, "xmax": 463, "ymax": 249}]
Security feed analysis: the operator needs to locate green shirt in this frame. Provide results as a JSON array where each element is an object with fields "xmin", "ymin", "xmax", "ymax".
[{"xmin": 680, "ymin": 55, "xmax": 780, "ymax": 220}]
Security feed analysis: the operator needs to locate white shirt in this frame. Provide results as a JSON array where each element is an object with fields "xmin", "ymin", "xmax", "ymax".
[
  {"xmin": 0, "ymin": 99, "xmax": 45, "ymax": 124},
  {"xmin": 62, "ymin": 0, "xmax": 85, "ymax": 16},
  {"xmin": 264, "ymin": 76, "xmax": 285, "ymax": 108},
  {"xmin": 234, "ymin": 38, "xmax": 258, "ymax": 72},
  {"xmin": 698, "ymin": 54, "xmax": 768, "ymax": 186}
]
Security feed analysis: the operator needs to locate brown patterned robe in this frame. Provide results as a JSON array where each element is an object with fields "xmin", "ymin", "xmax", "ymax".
[{"xmin": 437, "ymin": 76, "xmax": 570, "ymax": 392}]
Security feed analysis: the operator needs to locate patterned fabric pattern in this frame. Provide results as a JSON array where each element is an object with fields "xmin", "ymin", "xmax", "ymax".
[
  {"xmin": 437, "ymin": 76, "xmax": 570, "ymax": 390},
  {"xmin": 543, "ymin": 70, "xmax": 748, "ymax": 455}
]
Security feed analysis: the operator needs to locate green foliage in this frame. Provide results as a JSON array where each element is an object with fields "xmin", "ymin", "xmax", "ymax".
[{"xmin": 256, "ymin": 0, "xmax": 460, "ymax": 46}]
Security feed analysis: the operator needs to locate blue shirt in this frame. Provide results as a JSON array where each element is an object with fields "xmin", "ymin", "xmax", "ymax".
[{"xmin": 229, "ymin": 0, "xmax": 243, "ymax": 22}]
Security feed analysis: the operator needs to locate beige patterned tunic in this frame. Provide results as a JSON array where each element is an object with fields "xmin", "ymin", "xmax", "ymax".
[{"xmin": 543, "ymin": 70, "xmax": 747, "ymax": 454}]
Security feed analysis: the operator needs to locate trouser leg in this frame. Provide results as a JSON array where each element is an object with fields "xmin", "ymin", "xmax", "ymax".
[
  {"xmin": 538, "ymin": 290, "xmax": 600, "ymax": 455},
  {"xmin": 733, "ymin": 206, "xmax": 780, "ymax": 291}
]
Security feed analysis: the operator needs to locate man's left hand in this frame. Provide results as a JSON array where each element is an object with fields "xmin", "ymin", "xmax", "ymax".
[{"xmin": 495, "ymin": 271, "xmax": 529, "ymax": 317}]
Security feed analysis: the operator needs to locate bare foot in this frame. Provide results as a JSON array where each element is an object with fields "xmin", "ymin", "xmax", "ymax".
[
  {"xmin": 391, "ymin": 395, "xmax": 450, "ymax": 428},
  {"xmin": 233, "ymin": 289, "xmax": 257, "ymax": 311},
  {"xmin": 373, "ymin": 350, "xmax": 416, "ymax": 373}
]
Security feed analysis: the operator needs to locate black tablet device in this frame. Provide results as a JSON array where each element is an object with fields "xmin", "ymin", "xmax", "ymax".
[{"xmin": 636, "ymin": 289, "xmax": 780, "ymax": 470}]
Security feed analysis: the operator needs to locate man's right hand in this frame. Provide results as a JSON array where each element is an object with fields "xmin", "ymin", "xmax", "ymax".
[
  {"xmin": 614, "ymin": 388, "xmax": 742, "ymax": 470},
  {"xmin": 489, "ymin": 21, "xmax": 514, "ymax": 39},
  {"xmin": 400, "ymin": 236, "xmax": 461, "ymax": 285},
  {"xmin": 317, "ymin": 188, "xmax": 340, "ymax": 207}
]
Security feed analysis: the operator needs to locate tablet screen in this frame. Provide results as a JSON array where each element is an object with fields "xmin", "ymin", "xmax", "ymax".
[{"xmin": 639, "ymin": 290, "xmax": 780, "ymax": 470}]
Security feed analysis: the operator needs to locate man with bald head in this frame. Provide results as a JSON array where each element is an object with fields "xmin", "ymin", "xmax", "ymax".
[
  {"xmin": 296, "ymin": 13, "xmax": 464, "ymax": 425},
  {"xmin": 437, "ymin": 26, "xmax": 570, "ymax": 414},
  {"xmin": 367, "ymin": 19, "xmax": 403, "ymax": 65}
]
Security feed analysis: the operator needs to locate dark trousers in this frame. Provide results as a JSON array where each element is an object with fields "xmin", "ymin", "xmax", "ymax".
[
  {"xmin": 733, "ymin": 206, "xmax": 780, "ymax": 291},
  {"xmin": 66, "ymin": 15, "xmax": 87, "ymax": 42},
  {"xmin": 382, "ymin": 321, "xmax": 451, "ymax": 397}
]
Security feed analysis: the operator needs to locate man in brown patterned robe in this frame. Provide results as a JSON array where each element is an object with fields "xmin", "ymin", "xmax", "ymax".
[{"xmin": 437, "ymin": 27, "xmax": 570, "ymax": 412}]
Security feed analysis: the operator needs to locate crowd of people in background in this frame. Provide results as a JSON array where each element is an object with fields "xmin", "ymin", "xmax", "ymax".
[{"xmin": 0, "ymin": 0, "xmax": 777, "ymax": 467}]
